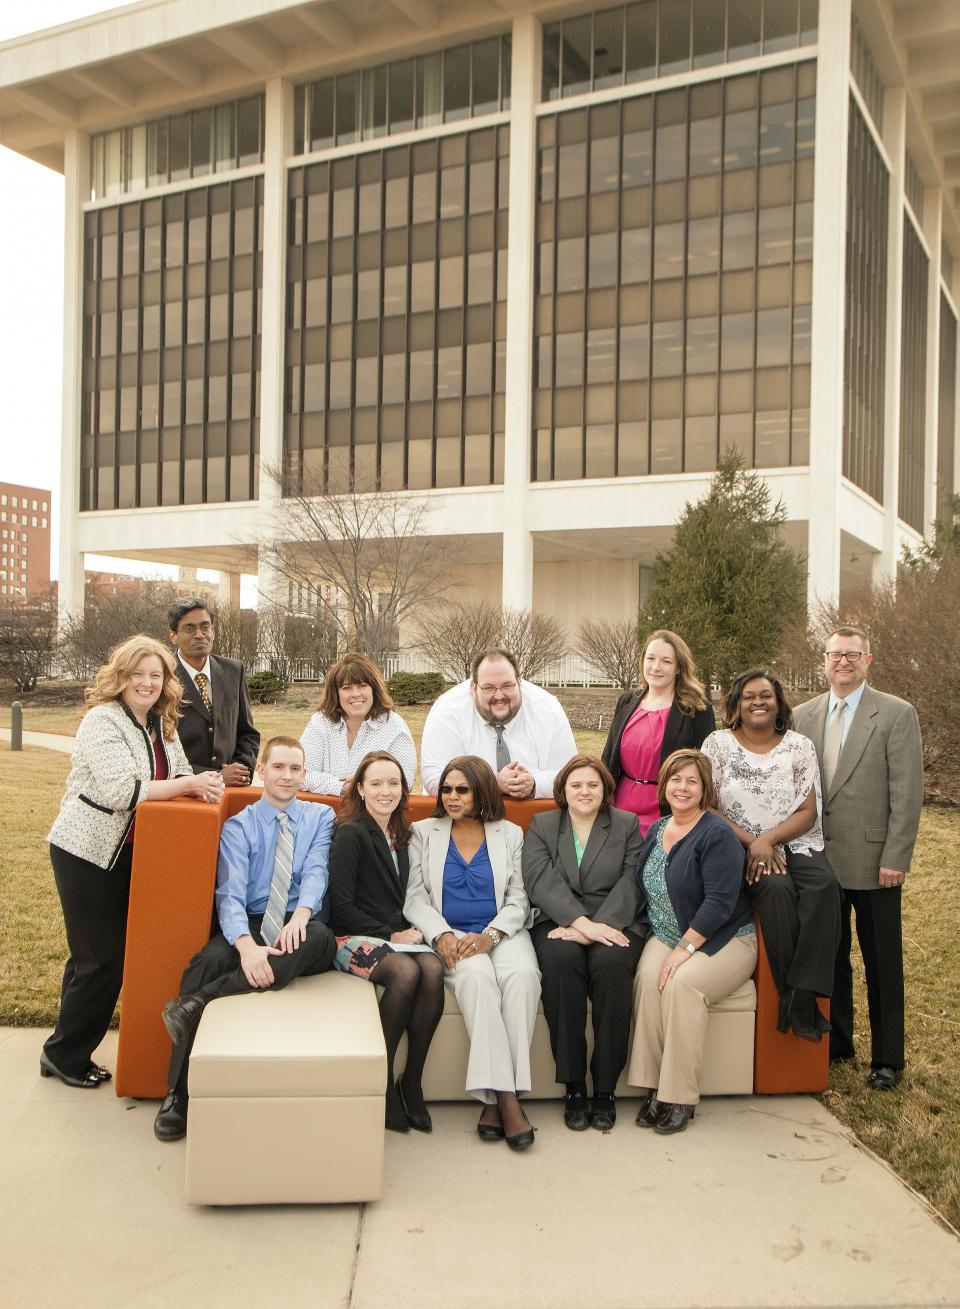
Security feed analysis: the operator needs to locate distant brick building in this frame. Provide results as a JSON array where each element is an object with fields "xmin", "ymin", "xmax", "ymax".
[{"xmin": 0, "ymin": 482, "xmax": 51, "ymax": 599}]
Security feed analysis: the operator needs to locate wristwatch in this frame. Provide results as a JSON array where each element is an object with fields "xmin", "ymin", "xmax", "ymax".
[
  {"xmin": 679, "ymin": 938, "xmax": 696, "ymax": 955},
  {"xmin": 483, "ymin": 926, "xmax": 503, "ymax": 947}
]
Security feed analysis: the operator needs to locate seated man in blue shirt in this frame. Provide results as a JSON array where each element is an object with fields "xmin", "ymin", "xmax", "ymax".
[{"xmin": 154, "ymin": 735, "xmax": 337, "ymax": 1141}]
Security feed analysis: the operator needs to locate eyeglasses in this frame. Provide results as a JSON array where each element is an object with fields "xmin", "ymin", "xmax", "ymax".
[
  {"xmin": 824, "ymin": 650, "xmax": 864, "ymax": 663},
  {"xmin": 440, "ymin": 784, "xmax": 471, "ymax": 796},
  {"xmin": 180, "ymin": 622, "xmax": 213, "ymax": 635},
  {"xmin": 476, "ymin": 682, "xmax": 518, "ymax": 696}
]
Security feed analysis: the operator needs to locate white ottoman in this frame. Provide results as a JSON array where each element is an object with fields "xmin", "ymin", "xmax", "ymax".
[{"xmin": 185, "ymin": 972, "xmax": 387, "ymax": 1205}]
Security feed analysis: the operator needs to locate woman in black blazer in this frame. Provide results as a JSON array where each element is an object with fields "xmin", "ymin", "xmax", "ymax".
[
  {"xmin": 329, "ymin": 750, "xmax": 444, "ymax": 1135},
  {"xmin": 601, "ymin": 629, "xmax": 715, "ymax": 836},
  {"xmin": 521, "ymin": 755, "xmax": 646, "ymax": 1132}
]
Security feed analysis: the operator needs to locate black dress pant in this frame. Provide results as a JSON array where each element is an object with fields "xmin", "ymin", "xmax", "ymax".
[
  {"xmin": 831, "ymin": 886, "xmax": 904, "ymax": 1070},
  {"xmin": 532, "ymin": 921, "xmax": 645, "ymax": 1093},
  {"xmin": 43, "ymin": 843, "xmax": 133, "ymax": 1077},
  {"xmin": 749, "ymin": 848, "xmax": 840, "ymax": 999},
  {"xmin": 167, "ymin": 914, "xmax": 336, "ymax": 1094}
]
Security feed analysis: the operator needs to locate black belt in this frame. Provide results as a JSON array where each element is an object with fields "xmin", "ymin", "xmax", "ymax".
[{"xmin": 623, "ymin": 771, "xmax": 657, "ymax": 786}]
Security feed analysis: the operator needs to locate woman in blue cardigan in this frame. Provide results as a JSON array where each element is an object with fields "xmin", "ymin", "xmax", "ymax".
[{"xmin": 627, "ymin": 749, "xmax": 757, "ymax": 1134}]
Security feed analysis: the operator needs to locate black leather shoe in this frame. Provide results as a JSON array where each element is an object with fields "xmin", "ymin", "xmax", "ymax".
[
  {"xmin": 161, "ymin": 994, "xmax": 207, "ymax": 1046},
  {"xmin": 563, "ymin": 1092, "xmax": 590, "ymax": 1131},
  {"xmin": 590, "ymin": 1093, "xmax": 616, "ymax": 1131},
  {"xmin": 505, "ymin": 1107, "xmax": 535, "ymax": 1152},
  {"xmin": 654, "ymin": 1101, "xmax": 696, "ymax": 1134},
  {"xmin": 397, "ymin": 1081, "xmax": 432, "ymax": 1133},
  {"xmin": 385, "ymin": 1091, "xmax": 411, "ymax": 1133},
  {"xmin": 40, "ymin": 1051, "xmax": 103, "ymax": 1089},
  {"xmin": 866, "ymin": 1065, "xmax": 901, "ymax": 1091},
  {"xmin": 88, "ymin": 1063, "xmax": 112, "ymax": 1083},
  {"xmin": 477, "ymin": 1107, "xmax": 504, "ymax": 1141},
  {"xmin": 785, "ymin": 989, "xmax": 827, "ymax": 1043},
  {"xmin": 154, "ymin": 1089, "xmax": 188, "ymax": 1141},
  {"xmin": 634, "ymin": 1090, "xmax": 661, "ymax": 1128}
]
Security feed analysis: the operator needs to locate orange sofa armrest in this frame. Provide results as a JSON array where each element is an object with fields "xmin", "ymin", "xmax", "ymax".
[{"xmin": 752, "ymin": 917, "xmax": 829, "ymax": 1094}]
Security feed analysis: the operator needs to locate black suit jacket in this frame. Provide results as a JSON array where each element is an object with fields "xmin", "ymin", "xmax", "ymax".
[
  {"xmin": 175, "ymin": 655, "xmax": 259, "ymax": 775},
  {"xmin": 328, "ymin": 812, "xmax": 411, "ymax": 940},
  {"xmin": 521, "ymin": 806, "xmax": 646, "ymax": 935},
  {"xmin": 601, "ymin": 694, "xmax": 716, "ymax": 816}
]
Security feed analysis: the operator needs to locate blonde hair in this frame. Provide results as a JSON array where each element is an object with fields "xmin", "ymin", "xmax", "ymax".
[
  {"xmin": 85, "ymin": 635, "xmax": 183, "ymax": 741},
  {"xmin": 639, "ymin": 629, "xmax": 708, "ymax": 716}
]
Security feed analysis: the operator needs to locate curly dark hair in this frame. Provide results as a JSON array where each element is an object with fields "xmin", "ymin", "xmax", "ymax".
[{"xmin": 722, "ymin": 668, "xmax": 793, "ymax": 735}]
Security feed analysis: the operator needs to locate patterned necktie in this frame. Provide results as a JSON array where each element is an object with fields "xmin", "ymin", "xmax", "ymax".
[
  {"xmin": 493, "ymin": 724, "xmax": 510, "ymax": 771},
  {"xmin": 822, "ymin": 699, "xmax": 846, "ymax": 791},
  {"xmin": 194, "ymin": 671, "xmax": 212, "ymax": 714},
  {"xmin": 261, "ymin": 812, "xmax": 294, "ymax": 946}
]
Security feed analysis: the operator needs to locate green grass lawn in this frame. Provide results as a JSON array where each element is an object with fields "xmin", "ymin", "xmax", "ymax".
[{"xmin": 2, "ymin": 728, "xmax": 957, "ymax": 1230}]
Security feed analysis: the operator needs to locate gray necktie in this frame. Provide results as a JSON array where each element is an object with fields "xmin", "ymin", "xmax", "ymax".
[
  {"xmin": 261, "ymin": 811, "xmax": 294, "ymax": 946},
  {"xmin": 493, "ymin": 724, "xmax": 510, "ymax": 771},
  {"xmin": 823, "ymin": 699, "xmax": 846, "ymax": 791}
]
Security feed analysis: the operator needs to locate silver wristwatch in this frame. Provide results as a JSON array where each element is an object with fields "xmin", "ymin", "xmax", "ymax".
[
  {"xmin": 679, "ymin": 938, "xmax": 696, "ymax": 955},
  {"xmin": 483, "ymin": 926, "xmax": 503, "ymax": 947}
]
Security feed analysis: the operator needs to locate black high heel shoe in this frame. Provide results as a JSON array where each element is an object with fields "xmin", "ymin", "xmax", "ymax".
[
  {"xmin": 653, "ymin": 1101, "xmax": 696, "ymax": 1134},
  {"xmin": 504, "ymin": 1105, "xmax": 535, "ymax": 1152},
  {"xmin": 476, "ymin": 1106, "xmax": 505, "ymax": 1141},
  {"xmin": 40, "ymin": 1051, "xmax": 104, "ymax": 1089},
  {"xmin": 634, "ymin": 1090, "xmax": 660, "ymax": 1128},
  {"xmin": 397, "ymin": 1081, "xmax": 432, "ymax": 1133}
]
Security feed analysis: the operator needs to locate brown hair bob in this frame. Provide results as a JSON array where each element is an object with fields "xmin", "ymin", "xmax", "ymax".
[
  {"xmin": 338, "ymin": 750, "xmax": 411, "ymax": 847},
  {"xmin": 319, "ymin": 652, "xmax": 394, "ymax": 723},
  {"xmin": 552, "ymin": 754, "xmax": 616, "ymax": 810},
  {"xmin": 431, "ymin": 755, "xmax": 505, "ymax": 823},
  {"xmin": 656, "ymin": 748, "xmax": 716, "ymax": 813}
]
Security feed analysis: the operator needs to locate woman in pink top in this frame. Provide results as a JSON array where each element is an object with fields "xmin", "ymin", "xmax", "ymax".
[{"xmin": 601, "ymin": 631, "xmax": 715, "ymax": 836}]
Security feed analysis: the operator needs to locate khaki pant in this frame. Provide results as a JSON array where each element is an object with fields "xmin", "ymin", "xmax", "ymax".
[
  {"xmin": 445, "ymin": 928, "xmax": 541, "ymax": 1105},
  {"xmin": 628, "ymin": 933, "xmax": 758, "ymax": 1105}
]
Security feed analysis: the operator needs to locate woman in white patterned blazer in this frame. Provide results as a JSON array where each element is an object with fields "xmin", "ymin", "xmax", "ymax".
[
  {"xmin": 42, "ymin": 635, "xmax": 223, "ymax": 1090},
  {"xmin": 299, "ymin": 652, "xmax": 416, "ymax": 796}
]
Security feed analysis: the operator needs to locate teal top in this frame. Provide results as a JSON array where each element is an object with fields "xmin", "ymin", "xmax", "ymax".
[
  {"xmin": 642, "ymin": 824, "xmax": 754, "ymax": 947},
  {"xmin": 572, "ymin": 827, "xmax": 586, "ymax": 866}
]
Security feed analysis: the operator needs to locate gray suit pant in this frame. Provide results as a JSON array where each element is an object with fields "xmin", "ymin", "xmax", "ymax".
[{"xmin": 443, "ymin": 929, "xmax": 541, "ymax": 1104}]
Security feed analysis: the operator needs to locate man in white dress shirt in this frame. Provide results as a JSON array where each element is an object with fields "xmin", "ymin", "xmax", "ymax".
[{"xmin": 420, "ymin": 648, "xmax": 577, "ymax": 798}]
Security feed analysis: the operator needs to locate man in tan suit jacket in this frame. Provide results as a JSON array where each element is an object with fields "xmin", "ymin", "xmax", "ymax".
[{"xmin": 792, "ymin": 626, "xmax": 923, "ymax": 1091}]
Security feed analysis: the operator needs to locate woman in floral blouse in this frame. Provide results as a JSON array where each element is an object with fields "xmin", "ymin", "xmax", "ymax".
[{"xmin": 701, "ymin": 669, "xmax": 841, "ymax": 1045}]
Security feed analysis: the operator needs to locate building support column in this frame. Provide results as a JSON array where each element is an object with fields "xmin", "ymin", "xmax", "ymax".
[
  {"xmin": 922, "ymin": 190, "xmax": 942, "ymax": 538},
  {"xmin": 58, "ymin": 129, "xmax": 89, "ymax": 626},
  {"xmin": 218, "ymin": 570, "xmax": 242, "ymax": 610},
  {"xmin": 807, "ymin": 1, "xmax": 851, "ymax": 609},
  {"xmin": 257, "ymin": 76, "xmax": 293, "ymax": 609},
  {"xmin": 500, "ymin": 12, "xmax": 540, "ymax": 611},
  {"xmin": 880, "ymin": 86, "xmax": 906, "ymax": 577}
]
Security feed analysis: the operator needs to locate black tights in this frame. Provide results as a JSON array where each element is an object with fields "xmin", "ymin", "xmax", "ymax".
[{"xmin": 373, "ymin": 951, "xmax": 444, "ymax": 1112}]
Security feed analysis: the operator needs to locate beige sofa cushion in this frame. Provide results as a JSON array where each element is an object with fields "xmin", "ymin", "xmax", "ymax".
[
  {"xmin": 437, "ymin": 975, "xmax": 756, "ymax": 1016},
  {"xmin": 188, "ymin": 972, "xmax": 386, "ymax": 1098}
]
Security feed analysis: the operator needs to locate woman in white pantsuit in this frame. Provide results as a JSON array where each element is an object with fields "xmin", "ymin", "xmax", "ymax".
[{"xmin": 404, "ymin": 755, "xmax": 541, "ymax": 1151}]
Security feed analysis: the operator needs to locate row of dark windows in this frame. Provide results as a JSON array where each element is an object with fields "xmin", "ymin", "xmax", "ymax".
[{"xmin": 898, "ymin": 220, "xmax": 928, "ymax": 534}]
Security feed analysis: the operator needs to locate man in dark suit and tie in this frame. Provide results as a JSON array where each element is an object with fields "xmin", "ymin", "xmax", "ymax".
[
  {"xmin": 169, "ymin": 599, "xmax": 260, "ymax": 787},
  {"xmin": 792, "ymin": 626, "xmax": 923, "ymax": 1092}
]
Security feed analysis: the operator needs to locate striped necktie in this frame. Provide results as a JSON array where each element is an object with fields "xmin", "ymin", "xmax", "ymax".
[
  {"xmin": 261, "ymin": 811, "xmax": 294, "ymax": 946},
  {"xmin": 194, "ymin": 671, "xmax": 212, "ymax": 714}
]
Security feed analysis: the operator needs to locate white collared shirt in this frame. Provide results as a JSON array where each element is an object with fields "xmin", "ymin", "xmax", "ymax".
[
  {"xmin": 420, "ymin": 678, "xmax": 577, "ymax": 798},
  {"xmin": 299, "ymin": 710, "xmax": 417, "ymax": 796},
  {"xmin": 825, "ymin": 681, "xmax": 866, "ymax": 752},
  {"xmin": 178, "ymin": 653, "xmax": 214, "ymax": 708}
]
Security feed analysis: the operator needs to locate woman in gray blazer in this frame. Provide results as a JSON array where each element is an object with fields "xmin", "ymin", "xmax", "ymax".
[
  {"xmin": 43, "ymin": 635, "xmax": 223, "ymax": 1090},
  {"xmin": 522, "ymin": 755, "xmax": 645, "ymax": 1132},
  {"xmin": 404, "ymin": 756, "xmax": 540, "ymax": 1151}
]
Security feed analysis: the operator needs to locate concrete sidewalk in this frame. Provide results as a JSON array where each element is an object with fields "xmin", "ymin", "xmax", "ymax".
[
  {"xmin": 0, "ymin": 727, "xmax": 75, "ymax": 753},
  {"xmin": 4, "ymin": 1029, "xmax": 958, "ymax": 1309}
]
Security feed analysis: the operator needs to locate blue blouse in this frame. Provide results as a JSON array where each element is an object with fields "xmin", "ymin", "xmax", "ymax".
[{"xmin": 442, "ymin": 839, "xmax": 497, "ymax": 934}]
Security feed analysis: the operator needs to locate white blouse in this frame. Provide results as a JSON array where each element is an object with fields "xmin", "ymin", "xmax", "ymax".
[
  {"xmin": 701, "ymin": 728, "xmax": 824, "ymax": 856},
  {"xmin": 299, "ymin": 710, "xmax": 417, "ymax": 796}
]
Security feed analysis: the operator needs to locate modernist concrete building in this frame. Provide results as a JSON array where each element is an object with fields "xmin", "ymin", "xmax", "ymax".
[{"xmin": 0, "ymin": 0, "xmax": 957, "ymax": 640}]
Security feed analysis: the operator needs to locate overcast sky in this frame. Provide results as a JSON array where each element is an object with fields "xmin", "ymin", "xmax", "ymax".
[{"xmin": 0, "ymin": 2, "xmax": 228, "ymax": 586}]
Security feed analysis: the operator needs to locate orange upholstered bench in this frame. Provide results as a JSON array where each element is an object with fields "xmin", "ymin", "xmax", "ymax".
[{"xmin": 114, "ymin": 790, "xmax": 827, "ymax": 1099}]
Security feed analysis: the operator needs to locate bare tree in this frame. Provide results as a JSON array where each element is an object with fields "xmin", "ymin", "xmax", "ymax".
[
  {"xmin": 414, "ymin": 601, "xmax": 502, "ymax": 681},
  {"xmin": 59, "ymin": 579, "xmax": 185, "ymax": 679},
  {"xmin": 575, "ymin": 618, "xmax": 642, "ymax": 689},
  {"xmin": 258, "ymin": 602, "xmax": 338, "ymax": 683},
  {"xmin": 499, "ymin": 607, "xmax": 568, "ymax": 681},
  {"xmin": 215, "ymin": 604, "xmax": 259, "ymax": 663},
  {"xmin": 0, "ymin": 589, "xmax": 59, "ymax": 692},
  {"xmin": 261, "ymin": 467, "xmax": 450, "ymax": 668}
]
